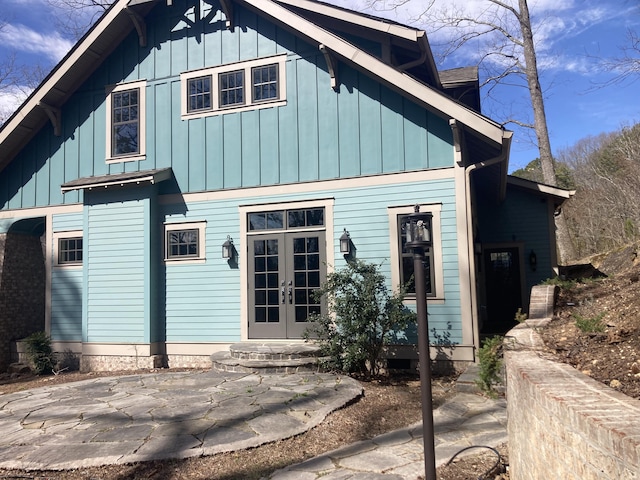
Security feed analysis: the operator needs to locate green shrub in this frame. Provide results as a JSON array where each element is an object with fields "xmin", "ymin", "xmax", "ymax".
[
  {"xmin": 476, "ymin": 336, "xmax": 503, "ymax": 397},
  {"xmin": 573, "ymin": 312, "xmax": 606, "ymax": 333},
  {"xmin": 304, "ymin": 259, "xmax": 416, "ymax": 378},
  {"xmin": 24, "ymin": 331, "xmax": 54, "ymax": 375}
]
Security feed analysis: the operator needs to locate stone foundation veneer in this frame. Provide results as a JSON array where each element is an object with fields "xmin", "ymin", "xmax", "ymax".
[{"xmin": 505, "ymin": 319, "xmax": 640, "ymax": 479}]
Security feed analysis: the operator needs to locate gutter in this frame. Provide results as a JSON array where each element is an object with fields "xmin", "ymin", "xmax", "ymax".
[{"xmin": 451, "ymin": 119, "xmax": 513, "ymax": 358}]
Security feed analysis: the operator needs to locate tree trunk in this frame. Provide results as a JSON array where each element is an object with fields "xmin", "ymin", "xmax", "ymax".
[{"xmin": 518, "ymin": 0, "xmax": 577, "ymax": 263}]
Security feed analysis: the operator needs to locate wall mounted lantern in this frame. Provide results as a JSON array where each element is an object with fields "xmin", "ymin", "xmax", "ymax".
[
  {"xmin": 339, "ymin": 228, "xmax": 351, "ymax": 255},
  {"xmin": 529, "ymin": 250, "xmax": 537, "ymax": 271},
  {"xmin": 222, "ymin": 235, "xmax": 235, "ymax": 260}
]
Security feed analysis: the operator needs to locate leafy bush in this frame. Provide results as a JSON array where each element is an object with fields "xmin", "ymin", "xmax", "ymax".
[
  {"xmin": 304, "ymin": 259, "xmax": 416, "ymax": 378},
  {"xmin": 24, "ymin": 331, "xmax": 54, "ymax": 375},
  {"xmin": 476, "ymin": 335, "xmax": 503, "ymax": 397},
  {"xmin": 573, "ymin": 312, "xmax": 606, "ymax": 333}
]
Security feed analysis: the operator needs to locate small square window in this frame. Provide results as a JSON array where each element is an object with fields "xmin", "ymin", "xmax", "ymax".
[
  {"xmin": 164, "ymin": 222, "xmax": 206, "ymax": 263},
  {"xmin": 219, "ymin": 70, "xmax": 244, "ymax": 107},
  {"xmin": 252, "ymin": 64, "xmax": 278, "ymax": 102},
  {"xmin": 187, "ymin": 75, "xmax": 212, "ymax": 112},
  {"xmin": 58, "ymin": 237, "xmax": 83, "ymax": 265},
  {"xmin": 167, "ymin": 229, "xmax": 199, "ymax": 259}
]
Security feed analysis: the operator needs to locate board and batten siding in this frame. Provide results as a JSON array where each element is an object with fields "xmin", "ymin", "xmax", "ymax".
[
  {"xmin": 51, "ymin": 213, "xmax": 84, "ymax": 341},
  {"xmin": 477, "ymin": 185, "xmax": 552, "ymax": 298},
  {"xmin": 162, "ymin": 175, "xmax": 463, "ymax": 345},
  {"xmin": 0, "ymin": 1, "xmax": 453, "ymax": 212},
  {"xmin": 84, "ymin": 188, "xmax": 157, "ymax": 343}
]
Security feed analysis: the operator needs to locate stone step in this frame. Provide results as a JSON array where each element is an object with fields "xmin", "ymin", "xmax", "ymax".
[{"xmin": 210, "ymin": 342, "xmax": 329, "ymax": 374}]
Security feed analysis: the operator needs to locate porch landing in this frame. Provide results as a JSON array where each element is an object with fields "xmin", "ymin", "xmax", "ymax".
[{"xmin": 210, "ymin": 342, "xmax": 329, "ymax": 374}]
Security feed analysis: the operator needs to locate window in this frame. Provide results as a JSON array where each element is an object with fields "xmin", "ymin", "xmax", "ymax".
[
  {"xmin": 219, "ymin": 69, "xmax": 244, "ymax": 107},
  {"xmin": 180, "ymin": 55, "xmax": 286, "ymax": 119},
  {"xmin": 164, "ymin": 222, "xmax": 206, "ymax": 263},
  {"xmin": 54, "ymin": 232, "xmax": 83, "ymax": 267},
  {"xmin": 252, "ymin": 64, "xmax": 278, "ymax": 102},
  {"xmin": 388, "ymin": 204, "xmax": 444, "ymax": 301},
  {"xmin": 106, "ymin": 80, "xmax": 146, "ymax": 163},
  {"xmin": 187, "ymin": 76, "xmax": 212, "ymax": 112},
  {"xmin": 398, "ymin": 215, "xmax": 434, "ymax": 296},
  {"xmin": 248, "ymin": 208, "xmax": 324, "ymax": 231}
]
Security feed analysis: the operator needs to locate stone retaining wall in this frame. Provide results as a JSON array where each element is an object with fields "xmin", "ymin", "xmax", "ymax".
[
  {"xmin": 505, "ymin": 320, "xmax": 640, "ymax": 479},
  {"xmin": 0, "ymin": 232, "xmax": 46, "ymax": 372}
]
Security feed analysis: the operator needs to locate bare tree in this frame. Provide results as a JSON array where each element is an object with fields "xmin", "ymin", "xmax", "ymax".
[
  {"xmin": 558, "ymin": 124, "xmax": 640, "ymax": 258},
  {"xmin": 45, "ymin": 0, "xmax": 113, "ymax": 39},
  {"xmin": 601, "ymin": 28, "xmax": 640, "ymax": 87},
  {"xmin": 373, "ymin": 0, "xmax": 577, "ymax": 261}
]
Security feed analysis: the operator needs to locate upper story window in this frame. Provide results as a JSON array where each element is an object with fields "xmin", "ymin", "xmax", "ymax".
[
  {"xmin": 219, "ymin": 70, "xmax": 245, "ymax": 107},
  {"xmin": 106, "ymin": 80, "xmax": 147, "ymax": 163},
  {"xmin": 187, "ymin": 76, "xmax": 212, "ymax": 112},
  {"xmin": 180, "ymin": 54, "xmax": 287, "ymax": 119}
]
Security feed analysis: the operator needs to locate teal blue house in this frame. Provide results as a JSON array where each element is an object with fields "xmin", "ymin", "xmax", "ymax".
[{"xmin": 0, "ymin": 0, "xmax": 571, "ymax": 371}]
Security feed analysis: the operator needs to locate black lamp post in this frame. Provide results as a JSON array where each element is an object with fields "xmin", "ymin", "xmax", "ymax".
[{"xmin": 404, "ymin": 205, "xmax": 436, "ymax": 480}]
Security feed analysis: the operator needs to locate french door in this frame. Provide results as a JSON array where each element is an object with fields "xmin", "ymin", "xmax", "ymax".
[{"xmin": 248, "ymin": 231, "xmax": 326, "ymax": 339}]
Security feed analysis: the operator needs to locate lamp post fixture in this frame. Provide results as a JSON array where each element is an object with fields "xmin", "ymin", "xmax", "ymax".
[{"xmin": 404, "ymin": 205, "xmax": 436, "ymax": 480}]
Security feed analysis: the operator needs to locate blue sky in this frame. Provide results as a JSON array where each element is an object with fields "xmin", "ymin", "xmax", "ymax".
[{"xmin": 1, "ymin": 0, "xmax": 638, "ymax": 172}]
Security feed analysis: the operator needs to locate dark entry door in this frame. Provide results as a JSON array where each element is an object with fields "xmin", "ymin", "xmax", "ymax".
[
  {"xmin": 248, "ymin": 232, "xmax": 325, "ymax": 339},
  {"xmin": 483, "ymin": 247, "xmax": 523, "ymax": 334}
]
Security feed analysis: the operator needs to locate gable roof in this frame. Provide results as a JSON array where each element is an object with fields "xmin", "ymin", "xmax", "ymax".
[{"xmin": 0, "ymin": 0, "xmax": 511, "ymax": 175}]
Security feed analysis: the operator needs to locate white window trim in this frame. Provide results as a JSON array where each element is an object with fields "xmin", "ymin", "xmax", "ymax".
[
  {"xmin": 105, "ymin": 79, "xmax": 147, "ymax": 164},
  {"xmin": 164, "ymin": 221, "xmax": 207, "ymax": 264},
  {"xmin": 53, "ymin": 231, "xmax": 83, "ymax": 268},
  {"xmin": 388, "ymin": 204, "xmax": 445, "ymax": 303},
  {"xmin": 180, "ymin": 54, "xmax": 287, "ymax": 120}
]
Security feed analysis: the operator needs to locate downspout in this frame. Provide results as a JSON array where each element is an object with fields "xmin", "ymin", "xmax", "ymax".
[{"xmin": 450, "ymin": 119, "xmax": 513, "ymax": 358}]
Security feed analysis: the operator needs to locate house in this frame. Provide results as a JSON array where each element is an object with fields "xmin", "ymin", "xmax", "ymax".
[{"xmin": 0, "ymin": 0, "xmax": 572, "ymax": 372}]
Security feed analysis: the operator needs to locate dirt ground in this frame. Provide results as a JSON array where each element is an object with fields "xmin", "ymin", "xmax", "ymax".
[
  {"xmin": 0, "ymin": 369, "xmax": 504, "ymax": 480},
  {"xmin": 539, "ymin": 260, "xmax": 640, "ymax": 400}
]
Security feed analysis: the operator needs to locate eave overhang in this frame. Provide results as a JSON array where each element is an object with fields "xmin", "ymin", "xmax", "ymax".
[
  {"xmin": 507, "ymin": 175, "xmax": 575, "ymax": 205},
  {"xmin": 61, "ymin": 167, "xmax": 172, "ymax": 193},
  {"xmin": 0, "ymin": 0, "xmax": 159, "ymax": 174}
]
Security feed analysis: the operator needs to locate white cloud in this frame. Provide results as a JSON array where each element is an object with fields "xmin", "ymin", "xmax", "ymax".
[
  {"xmin": 0, "ymin": 23, "xmax": 73, "ymax": 62},
  {"xmin": 0, "ymin": 85, "xmax": 31, "ymax": 123}
]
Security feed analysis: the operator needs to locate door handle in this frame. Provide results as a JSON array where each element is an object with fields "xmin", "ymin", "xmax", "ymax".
[
  {"xmin": 281, "ymin": 281, "xmax": 286, "ymax": 304},
  {"xmin": 288, "ymin": 281, "xmax": 293, "ymax": 304}
]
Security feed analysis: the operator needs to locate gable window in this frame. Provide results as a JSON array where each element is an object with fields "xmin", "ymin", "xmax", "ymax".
[
  {"xmin": 54, "ymin": 232, "xmax": 83, "ymax": 267},
  {"xmin": 219, "ymin": 70, "xmax": 245, "ymax": 107},
  {"xmin": 252, "ymin": 64, "xmax": 278, "ymax": 102},
  {"xmin": 187, "ymin": 76, "xmax": 212, "ymax": 112},
  {"xmin": 164, "ymin": 222, "xmax": 206, "ymax": 263},
  {"xmin": 388, "ymin": 204, "xmax": 444, "ymax": 302},
  {"xmin": 180, "ymin": 54, "xmax": 286, "ymax": 119},
  {"xmin": 106, "ymin": 80, "xmax": 146, "ymax": 163}
]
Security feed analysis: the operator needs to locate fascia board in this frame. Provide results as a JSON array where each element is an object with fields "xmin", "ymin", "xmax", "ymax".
[
  {"xmin": 274, "ymin": 0, "xmax": 422, "ymax": 41},
  {"xmin": 244, "ymin": 0, "xmax": 506, "ymax": 148},
  {"xmin": 507, "ymin": 175, "xmax": 574, "ymax": 199}
]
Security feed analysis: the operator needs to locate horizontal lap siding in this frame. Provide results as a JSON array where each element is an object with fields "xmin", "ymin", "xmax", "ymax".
[
  {"xmin": 333, "ymin": 179, "xmax": 462, "ymax": 344},
  {"xmin": 163, "ymin": 199, "xmax": 241, "ymax": 342},
  {"xmin": 85, "ymin": 198, "xmax": 147, "ymax": 342},
  {"xmin": 163, "ymin": 176, "xmax": 462, "ymax": 344},
  {"xmin": 51, "ymin": 213, "xmax": 83, "ymax": 341}
]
